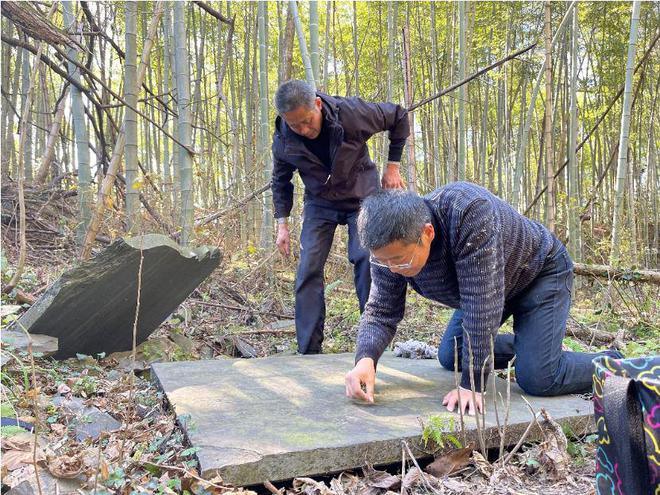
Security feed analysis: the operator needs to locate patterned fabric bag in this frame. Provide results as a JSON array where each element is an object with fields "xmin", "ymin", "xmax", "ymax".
[{"xmin": 593, "ymin": 356, "xmax": 660, "ymax": 495}]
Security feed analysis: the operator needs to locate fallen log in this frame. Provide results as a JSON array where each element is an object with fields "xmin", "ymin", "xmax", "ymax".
[
  {"xmin": 573, "ymin": 263, "xmax": 660, "ymax": 285},
  {"xmin": 565, "ymin": 325, "xmax": 624, "ymax": 346}
]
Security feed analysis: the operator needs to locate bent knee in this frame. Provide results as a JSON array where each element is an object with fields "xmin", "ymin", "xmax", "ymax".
[
  {"xmin": 515, "ymin": 374, "xmax": 557, "ymax": 397},
  {"xmin": 438, "ymin": 347, "xmax": 459, "ymax": 372}
]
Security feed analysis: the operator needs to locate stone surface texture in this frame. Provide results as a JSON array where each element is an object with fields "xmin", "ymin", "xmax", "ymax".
[
  {"xmin": 152, "ymin": 352, "xmax": 594, "ymax": 486},
  {"xmin": 52, "ymin": 396, "xmax": 122, "ymax": 441},
  {"xmin": 10, "ymin": 235, "xmax": 220, "ymax": 359}
]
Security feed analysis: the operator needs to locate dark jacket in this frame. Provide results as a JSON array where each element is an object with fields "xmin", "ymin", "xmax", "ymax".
[{"xmin": 271, "ymin": 92, "xmax": 410, "ymax": 218}]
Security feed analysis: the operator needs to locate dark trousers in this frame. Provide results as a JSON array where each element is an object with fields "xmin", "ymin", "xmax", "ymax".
[
  {"xmin": 437, "ymin": 242, "xmax": 618, "ymax": 396},
  {"xmin": 295, "ymin": 203, "xmax": 371, "ymax": 353}
]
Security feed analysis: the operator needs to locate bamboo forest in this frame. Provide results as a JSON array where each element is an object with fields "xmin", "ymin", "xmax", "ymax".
[{"xmin": 0, "ymin": 1, "xmax": 658, "ymax": 494}]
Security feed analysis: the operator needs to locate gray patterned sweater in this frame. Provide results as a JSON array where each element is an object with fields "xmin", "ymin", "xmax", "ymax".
[{"xmin": 355, "ymin": 182, "xmax": 556, "ymax": 391}]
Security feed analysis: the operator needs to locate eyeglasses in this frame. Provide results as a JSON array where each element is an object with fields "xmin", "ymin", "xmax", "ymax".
[{"xmin": 369, "ymin": 239, "xmax": 421, "ymax": 270}]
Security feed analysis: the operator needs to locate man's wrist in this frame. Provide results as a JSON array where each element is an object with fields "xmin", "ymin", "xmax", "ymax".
[
  {"xmin": 276, "ymin": 217, "xmax": 289, "ymax": 225},
  {"xmin": 385, "ymin": 161, "xmax": 400, "ymax": 170}
]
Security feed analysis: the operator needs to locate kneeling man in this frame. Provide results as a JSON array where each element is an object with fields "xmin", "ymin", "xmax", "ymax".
[{"xmin": 345, "ymin": 182, "xmax": 620, "ymax": 415}]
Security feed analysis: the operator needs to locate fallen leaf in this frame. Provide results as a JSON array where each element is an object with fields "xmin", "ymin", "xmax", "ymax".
[
  {"xmin": 1, "ymin": 448, "xmax": 46, "ymax": 471},
  {"xmin": 425, "ymin": 447, "xmax": 473, "ymax": 478},
  {"xmin": 2, "ymin": 432, "xmax": 35, "ymax": 451},
  {"xmin": 471, "ymin": 450, "xmax": 492, "ymax": 477},
  {"xmin": 293, "ymin": 477, "xmax": 334, "ymax": 495},
  {"xmin": 57, "ymin": 383, "xmax": 72, "ymax": 395},
  {"xmin": 361, "ymin": 467, "xmax": 401, "ymax": 491},
  {"xmin": 401, "ymin": 467, "xmax": 422, "ymax": 491},
  {"xmin": 47, "ymin": 454, "xmax": 83, "ymax": 479}
]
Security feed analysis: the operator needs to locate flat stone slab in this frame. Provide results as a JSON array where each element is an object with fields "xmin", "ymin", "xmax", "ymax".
[
  {"xmin": 152, "ymin": 352, "xmax": 594, "ymax": 486},
  {"xmin": 11, "ymin": 234, "xmax": 220, "ymax": 359}
]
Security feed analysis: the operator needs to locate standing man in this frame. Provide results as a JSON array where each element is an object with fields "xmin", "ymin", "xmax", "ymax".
[
  {"xmin": 272, "ymin": 80, "xmax": 410, "ymax": 354},
  {"xmin": 345, "ymin": 184, "xmax": 622, "ymax": 414}
]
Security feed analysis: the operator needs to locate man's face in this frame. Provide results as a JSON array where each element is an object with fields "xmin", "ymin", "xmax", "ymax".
[
  {"xmin": 369, "ymin": 223, "xmax": 435, "ymax": 277},
  {"xmin": 282, "ymin": 97, "xmax": 323, "ymax": 139}
]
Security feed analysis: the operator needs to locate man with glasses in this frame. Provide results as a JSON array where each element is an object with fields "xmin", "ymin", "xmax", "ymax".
[
  {"xmin": 345, "ymin": 183, "xmax": 622, "ymax": 414},
  {"xmin": 272, "ymin": 80, "xmax": 410, "ymax": 354}
]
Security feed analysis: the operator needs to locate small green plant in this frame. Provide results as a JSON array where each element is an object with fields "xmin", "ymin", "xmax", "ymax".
[
  {"xmin": 73, "ymin": 375, "xmax": 98, "ymax": 397},
  {"xmin": 103, "ymin": 467, "xmax": 126, "ymax": 489},
  {"xmin": 562, "ymin": 424, "xmax": 589, "ymax": 466},
  {"xmin": 421, "ymin": 414, "xmax": 462, "ymax": 449}
]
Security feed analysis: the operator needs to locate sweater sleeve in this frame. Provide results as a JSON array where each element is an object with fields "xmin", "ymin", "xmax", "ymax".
[
  {"xmin": 451, "ymin": 199, "xmax": 505, "ymax": 392},
  {"xmin": 355, "ymin": 265, "xmax": 408, "ymax": 365}
]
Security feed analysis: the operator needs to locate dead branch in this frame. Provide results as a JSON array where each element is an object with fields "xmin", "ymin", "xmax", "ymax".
[
  {"xmin": 1, "ymin": 35, "xmax": 94, "ymax": 101},
  {"xmin": 195, "ymin": 182, "xmax": 271, "ymax": 226},
  {"xmin": 408, "ymin": 43, "xmax": 537, "ymax": 112},
  {"xmin": 1, "ymin": 1, "xmax": 72, "ymax": 47},
  {"xmin": 193, "ymin": 1, "xmax": 234, "ymax": 25},
  {"xmin": 573, "ymin": 262, "xmax": 660, "ymax": 285},
  {"xmin": 566, "ymin": 324, "xmax": 623, "ymax": 346}
]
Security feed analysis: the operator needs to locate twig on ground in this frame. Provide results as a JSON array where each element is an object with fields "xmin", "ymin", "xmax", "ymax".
[
  {"xmin": 490, "ymin": 335, "xmax": 502, "ymax": 456},
  {"xmin": 264, "ymin": 480, "xmax": 283, "ymax": 495},
  {"xmin": 453, "ymin": 337, "xmax": 466, "ymax": 445},
  {"xmin": 400, "ymin": 443, "xmax": 406, "ymax": 495},
  {"xmin": 143, "ymin": 461, "xmax": 227, "ymax": 490},
  {"xmin": 466, "ymin": 331, "xmax": 486, "ymax": 456},
  {"xmin": 498, "ymin": 355, "xmax": 516, "ymax": 459},
  {"xmin": 401, "ymin": 441, "xmax": 439, "ymax": 495},
  {"xmin": 190, "ymin": 298, "xmax": 293, "ymax": 320},
  {"xmin": 501, "ymin": 401, "xmax": 542, "ymax": 466}
]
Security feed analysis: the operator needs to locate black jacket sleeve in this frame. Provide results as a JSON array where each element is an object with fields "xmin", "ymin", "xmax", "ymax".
[
  {"xmin": 271, "ymin": 137, "xmax": 296, "ymax": 219},
  {"xmin": 345, "ymin": 98, "xmax": 410, "ymax": 162}
]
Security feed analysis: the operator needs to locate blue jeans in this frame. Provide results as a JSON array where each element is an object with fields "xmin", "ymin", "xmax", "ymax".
[
  {"xmin": 437, "ymin": 241, "xmax": 618, "ymax": 396},
  {"xmin": 295, "ymin": 203, "xmax": 371, "ymax": 354}
]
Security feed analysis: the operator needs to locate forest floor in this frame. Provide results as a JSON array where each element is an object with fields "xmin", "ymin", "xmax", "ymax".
[{"xmin": 1, "ymin": 191, "xmax": 658, "ymax": 494}]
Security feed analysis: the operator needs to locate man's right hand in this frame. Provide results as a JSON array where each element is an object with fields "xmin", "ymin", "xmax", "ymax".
[
  {"xmin": 345, "ymin": 357, "xmax": 376, "ymax": 403},
  {"xmin": 276, "ymin": 224, "xmax": 290, "ymax": 256}
]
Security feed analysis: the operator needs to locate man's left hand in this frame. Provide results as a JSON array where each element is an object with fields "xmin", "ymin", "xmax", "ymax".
[
  {"xmin": 381, "ymin": 163, "xmax": 405, "ymax": 189},
  {"xmin": 442, "ymin": 387, "xmax": 484, "ymax": 416}
]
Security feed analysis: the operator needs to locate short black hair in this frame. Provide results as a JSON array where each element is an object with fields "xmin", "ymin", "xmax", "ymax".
[
  {"xmin": 274, "ymin": 80, "xmax": 316, "ymax": 114},
  {"xmin": 358, "ymin": 190, "xmax": 431, "ymax": 250}
]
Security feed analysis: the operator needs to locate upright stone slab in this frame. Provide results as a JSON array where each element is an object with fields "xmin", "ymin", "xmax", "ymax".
[
  {"xmin": 12, "ymin": 235, "xmax": 220, "ymax": 359},
  {"xmin": 152, "ymin": 352, "xmax": 594, "ymax": 486}
]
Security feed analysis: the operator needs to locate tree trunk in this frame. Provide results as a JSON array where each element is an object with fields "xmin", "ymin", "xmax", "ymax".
[
  {"xmin": 352, "ymin": 1, "xmax": 359, "ymax": 96},
  {"xmin": 35, "ymin": 84, "xmax": 67, "ymax": 183},
  {"xmin": 258, "ymin": 0, "xmax": 273, "ymax": 249},
  {"xmin": 80, "ymin": 2, "xmax": 165, "ymax": 260},
  {"xmin": 402, "ymin": 23, "xmax": 416, "ymax": 192},
  {"xmin": 544, "ymin": 1, "xmax": 555, "ymax": 231},
  {"xmin": 567, "ymin": 6, "xmax": 581, "ymax": 261},
  {"xmin": 322, "ymin": 0, "xmax": 331, "ymax": 91},
  {"xmin": 124, "ymin": 0, "xmax": 140, "ymax": 234},
  {"xmin": 289, "ymin": 0, "xmax": 315, "ymax": 90},
  {"xmin": 457, "ymin": 0, "xmax": 466, "ymax": 180},
  {"xmin": 20, "ymin": 35, "xmax": 33, "ymax": 182},
  {"xmin": 162, "ymin": 3, "xmax": 172, "ymax": 210},
  {"xmin": 173, "ymin": 0, "xmax": 194, "ymax": 245},
  {"xmin": 309, "ymin": 0, "xmax": 319, "ymax": 85},
  {"xmin": 610, "ymin": 0, "xmax": 641, "ymax": 265}
]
